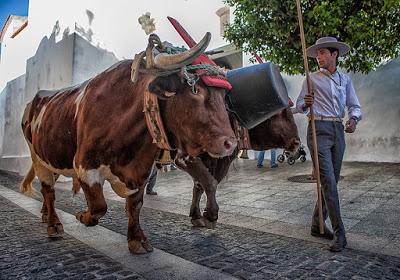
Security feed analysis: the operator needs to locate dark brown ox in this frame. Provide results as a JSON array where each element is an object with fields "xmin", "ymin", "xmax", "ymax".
[
  {"xmin": 20, "ymin": 33, "xmax": 237, "ymax": 254},
  {"xmin": 175, "ymin": 106, "xmax": 300, "ymax": 227}
]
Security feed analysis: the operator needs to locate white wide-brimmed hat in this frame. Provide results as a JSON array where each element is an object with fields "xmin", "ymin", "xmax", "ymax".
[{"xmin": 306, "ymin": 37, "xmax": 350, "ymax": 58}]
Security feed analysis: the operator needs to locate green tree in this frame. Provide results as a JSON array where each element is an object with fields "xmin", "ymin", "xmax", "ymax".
[{"xmin": 224, "ymin": 0, "xmax": 400, "ymax": 74}]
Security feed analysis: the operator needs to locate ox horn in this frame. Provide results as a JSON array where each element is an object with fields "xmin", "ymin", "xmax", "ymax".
[
  {"xmin": 152, "ymin": 32, "xmax": 211, "ymax": 70},
  {"xmin": 110, "ymin": 183, "xmax": 139, "ymax": 198}
]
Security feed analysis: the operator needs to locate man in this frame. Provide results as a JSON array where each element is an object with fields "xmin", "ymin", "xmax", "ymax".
[{"xmin": 296, "ymin": 37, "xmax": 362, "ymax": 252}]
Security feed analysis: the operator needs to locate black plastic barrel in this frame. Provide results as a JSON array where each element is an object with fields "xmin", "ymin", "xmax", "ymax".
[{"xmin": 226, "ymin": 62, "xmax": 289, "ymax": 129}]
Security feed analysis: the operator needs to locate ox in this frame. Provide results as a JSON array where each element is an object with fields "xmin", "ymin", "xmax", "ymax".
[
  {"xmin": 175, "ymin": 106, "xmax": 300, "ymax": 227},
  {"xmin": 20, "ymin": 33, "xmax": 237, "ymax": 254}
]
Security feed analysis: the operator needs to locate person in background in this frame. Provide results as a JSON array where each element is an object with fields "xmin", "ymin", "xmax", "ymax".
[
  {"xmin": 257, "ymin": 149, "xmax": 278, "ymax": 168},
  {"xmin": 145, "ymin": 165, "xmax": 158, "ymax": 195}
]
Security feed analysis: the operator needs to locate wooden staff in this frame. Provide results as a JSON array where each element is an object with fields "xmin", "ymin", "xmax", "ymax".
[{"xmin": 296, "ymin": 0, "xmax": 324, "ymax": 234}]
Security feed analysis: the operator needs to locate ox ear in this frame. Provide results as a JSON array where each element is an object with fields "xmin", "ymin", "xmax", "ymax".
[{"xmin": 148, "ymin": 75, "xmax": 182, "ymax": 99}]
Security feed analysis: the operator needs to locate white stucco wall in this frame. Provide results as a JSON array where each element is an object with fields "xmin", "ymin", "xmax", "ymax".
[
  {"xmin": 72, "ymin": 35, "xmax": 118, "ymax": 84},
  {"xmin": 24, "ymin": 33, "xmax": 75, "ymax": 101},
  {"xmin": 346, "ymin": 58, "xmax": 400, "ymax": 162},
  {"xmin": 1, "ymin": 75, "xmax": 26, "ymax": 157},
  {"xmin": 0, "ymin": 88, "xmax": 6, "ymax": 156},
  {"xmin": 0, "ymin": 75, "xmax": 31, "ymax": 173}
]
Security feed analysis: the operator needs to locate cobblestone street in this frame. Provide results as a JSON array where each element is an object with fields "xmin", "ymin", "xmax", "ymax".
[
  {"xmin": 1, "ymin": 160, "xmax": 400, "ymax": 279},
  {"xmin": 0, "ymin": 195, "xmax": 144, "ymax": 280}
]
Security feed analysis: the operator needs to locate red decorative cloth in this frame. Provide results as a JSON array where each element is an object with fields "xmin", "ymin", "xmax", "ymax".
[{"xmin": 192, "ymin": 54, "xmax": 232, "ymax": 90}]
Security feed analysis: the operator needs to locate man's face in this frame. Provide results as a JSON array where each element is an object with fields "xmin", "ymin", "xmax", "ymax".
[{"xmin": 316, "ymin": 48, "xmax": 337, "ymax": 69}]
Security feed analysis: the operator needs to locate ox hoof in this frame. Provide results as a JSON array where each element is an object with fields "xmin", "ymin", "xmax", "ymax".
[
  {"xmin": 201, "ymin": 217, "xmax": 217, "ymax": 229},
  {"xmin": 201, "ymin": 216, "xmax": 217, "ymax": 229},
  {"xmin": 142, "ymin": 239, "xmax": 154, "ymax": 252},
  {"xmin": 128, "ymin": 240, "xmax": 148, "ymax": 254},
  {"xmin": 75, "ymin": 211, "xmax": 98, "ymax": 226},
  {"xmin": 191, "ymin": 218, "xmax": 206, "ymax": 228},
  {"xmin": 47, "ymin": 223, "xmax": 64, "ymax": 237},
  {"xmin": 75, "ymin": 211, "xmax": 86, "ymax": 224}
]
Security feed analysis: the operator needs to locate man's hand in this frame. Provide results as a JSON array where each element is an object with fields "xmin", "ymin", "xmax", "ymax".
[
  {"xmin": 303, "ymin": 93, "xmax": 314, "ymax": 108},
  {"xmin": 345, "ymin": 118, "xmax": 357, "ymax": 133}
]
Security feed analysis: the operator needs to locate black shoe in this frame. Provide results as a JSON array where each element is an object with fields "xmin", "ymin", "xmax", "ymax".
[
  {"xmin": 146, "ymin": 191, "xmax": 157, "ymax": 195},
  {"xmin": 311, "ymin": 225, "xmax": 334, "ymax": 240},
  {"xmin": 257, "ymin": 164, "xmax": 263, "ymax": 168},
  {"xmin": 270, "ymin": 164, "xmax": 278, "ymax": 168},
  {"xmin": 329, "ymin": 234, "xmax": 347, "ymax": 252}
]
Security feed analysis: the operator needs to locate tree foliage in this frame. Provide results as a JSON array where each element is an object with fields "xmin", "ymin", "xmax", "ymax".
[{"xmin": 224, "ymin": 0, "xmax": 400, "ymax": 74}]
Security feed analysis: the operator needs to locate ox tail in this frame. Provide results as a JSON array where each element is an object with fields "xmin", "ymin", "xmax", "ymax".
[{"xmin": 20, "ymin": 164, "xmax": 35, "ymax": 195}]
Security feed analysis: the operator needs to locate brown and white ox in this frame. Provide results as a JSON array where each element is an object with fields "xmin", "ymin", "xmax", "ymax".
[
  {"xmin": 20, "ymin": 33, "xmax": 237, "ymax": 253},
  {"xmin": 175, "ymin": 106, "xmax": 300, "ymax": 227}
]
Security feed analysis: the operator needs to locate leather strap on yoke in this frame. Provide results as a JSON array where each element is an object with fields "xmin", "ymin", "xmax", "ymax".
[
  {"xmin": 233, "ymin": 119, "xmax": 252, "ymax": 150},
  {"xmin": 143, "ymin": 88, "xmax": 173, "ymax": 151},
  {"xmin": 155, "ymin": 149, "xmax": 174, "ymax": 166}
]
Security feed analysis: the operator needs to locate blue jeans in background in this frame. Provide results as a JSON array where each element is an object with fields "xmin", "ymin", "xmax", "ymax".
[
  {"xmin": 146, "ymin": 165, "xmax": 158, "ymax": 194},
  {"xmin": 257, "ymin": 149, "xmax": 277, "ymax": 167}
]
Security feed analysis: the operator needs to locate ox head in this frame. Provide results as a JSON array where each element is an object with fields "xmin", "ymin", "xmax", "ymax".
[
  {"xmin": 143, "ymin": 33, "xmax": 237, "ymax": 158},
  {"xmin": 249, "ymin": 105, "xmax": 300, "ymax": 152}
]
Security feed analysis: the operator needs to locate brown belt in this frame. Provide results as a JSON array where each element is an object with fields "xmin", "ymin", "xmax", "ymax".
[{"xmin": 309, "ymin": 116, "xmax": 342, "ymax": 122}]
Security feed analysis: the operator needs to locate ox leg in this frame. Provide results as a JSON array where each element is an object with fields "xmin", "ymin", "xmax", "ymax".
[
  {"xmin": 75, "ymin": 181, "xmax": 107, "ymax": 226},
  {"xmin": 190, "ymin": 182, "xmax": 206, "ymax": 227},
  {"xmin": 25, "ymin": 147, "xmax": 63, "ymax": 235},
  {"xmin": 41, "ymin": 174, "xmax": 59, "ymax": 223},
  {"xmin": 201, "ymin": 181, "xmax": 219, "ymax": 229},
  {"xmin": 176, "ymin": 156, "xmax": 219, "ymax": 228},
  {"xmin": 126, "ymin": 188, "xmax": 153, "ymax": 254},
  {"xmin": 41, "ymin": 202, "xmax": 48, "ymax": 223},
  {"xmin": 33, "ymin": 163, "xmax": 63, "ymax": 237},
  {"xmin": 40, "ymin": 181, "xmax": 64, "ymax": 237}
]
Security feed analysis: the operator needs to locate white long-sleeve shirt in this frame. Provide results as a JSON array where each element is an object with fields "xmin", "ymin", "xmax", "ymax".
[{"xmin": 296, "ymin": 68, "xmax": 362, "ymax": 121}]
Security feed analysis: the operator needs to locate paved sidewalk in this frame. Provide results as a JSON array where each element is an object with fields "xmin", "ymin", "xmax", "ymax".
[
  {"xmin": 145, "ymin": 159, "xmax": 400, "ymax": 256},
  {"xmin": 91, "ymin": 160, "xmax": 400, "ymax": 257}
]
